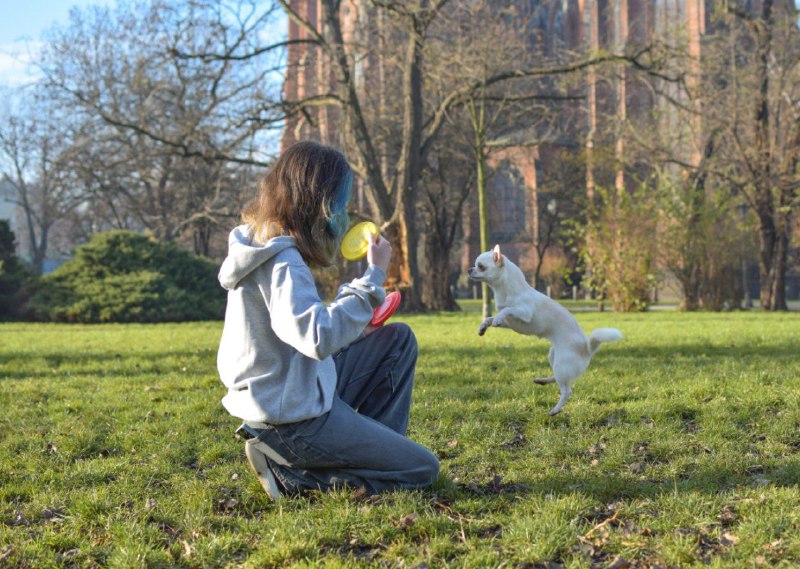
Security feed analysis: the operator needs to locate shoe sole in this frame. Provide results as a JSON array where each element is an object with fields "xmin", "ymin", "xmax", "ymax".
[{"xmin": 244, "ymin": 440, "xmax": 282, "ymax": 500}]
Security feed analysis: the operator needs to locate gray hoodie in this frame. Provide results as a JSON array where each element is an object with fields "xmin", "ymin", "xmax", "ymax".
[{"xmin": 217, "ymin": 225, "xmax": 386, "ymax": 424}]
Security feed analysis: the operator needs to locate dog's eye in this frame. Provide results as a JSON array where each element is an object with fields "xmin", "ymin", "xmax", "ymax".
[{"xmin": 477, "ymin": 264, "xmax": 485, "ymax": 271}]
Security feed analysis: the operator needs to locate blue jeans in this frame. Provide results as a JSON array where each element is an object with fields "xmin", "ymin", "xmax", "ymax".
[{"xmin": 247, "ymin": 323, "xmax": 439, "ymax": 495}]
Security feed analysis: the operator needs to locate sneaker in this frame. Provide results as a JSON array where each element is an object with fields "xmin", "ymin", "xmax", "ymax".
[{"xmin": 244, "ymin": 440, "xmax": 282, "ymax": 500}]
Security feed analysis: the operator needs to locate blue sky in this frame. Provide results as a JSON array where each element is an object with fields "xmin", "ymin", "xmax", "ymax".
[
  {"xmin": 0, "ymin": 0, "xmax": 96, "ymax": 44},
  {"xmin": 0, "ymin": 0, "xmax": 286, "ymax": 87},
  {"xmin": 0, "ymin": 0, "xmax": 109, "ymax": 85}
]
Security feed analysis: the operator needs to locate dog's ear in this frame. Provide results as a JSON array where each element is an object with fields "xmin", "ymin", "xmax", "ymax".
[{"xmin": 492, "ymin": 244, "xmax": 504, "ymax": 267}]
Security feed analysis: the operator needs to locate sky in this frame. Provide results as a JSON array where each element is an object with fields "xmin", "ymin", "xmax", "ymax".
[{"xmin": 0, "ymin": 0, "xmax": 109, "ymax": 85}]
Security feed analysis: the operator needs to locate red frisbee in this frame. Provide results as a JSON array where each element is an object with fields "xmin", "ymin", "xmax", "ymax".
[{"xmin": 370, "ymin": 291, "xmax": 401, "ymax": 327}]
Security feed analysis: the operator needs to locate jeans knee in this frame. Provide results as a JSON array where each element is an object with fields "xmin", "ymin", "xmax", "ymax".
[
  {"xmin": 388, "ymin": 322, "xmax": 417, "ymax": 358},
  {"xmin": 422, "ymin": 453, "xmax": 441, "ymax": 486},
  {"xmin": 409, "ymin": 447, "xmax": 439, "ymax": 487}
]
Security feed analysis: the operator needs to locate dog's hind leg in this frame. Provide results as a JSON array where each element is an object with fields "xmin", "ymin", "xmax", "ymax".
[
  {"xmin": 535, "ymin": 347, "xmax": 557, "ymax": 385},
  {"xmin": 548, "ymin": 385, "xmax": 572, "ymax": 416},
  {"xmin": 546, "ymin": 350, "xmax": 588, "ymax": 415}
]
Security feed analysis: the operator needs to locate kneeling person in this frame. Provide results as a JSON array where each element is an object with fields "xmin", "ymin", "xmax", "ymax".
[{"xmin": 216, "ymin": 141, "xmax": 439, "ymax": 499}]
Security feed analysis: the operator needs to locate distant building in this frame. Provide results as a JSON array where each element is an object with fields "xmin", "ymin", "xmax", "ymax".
[{"xmin": 281, "ymin": 0, "xmax": 797, "ymax": 303}]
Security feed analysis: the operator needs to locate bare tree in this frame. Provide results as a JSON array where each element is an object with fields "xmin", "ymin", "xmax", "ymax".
[
  {"xmin": 278, "ymin": 0, "xmax": 668, "ymax": 310},
  {"xmin": 418, "ymin": 140, "xmax": 472, "ymax": 311},
  {"xmin": 29, "ymin": 0, "xmax": 682, "ymax": 303},
  {"xmin": 0, "ymin": 89, "xmax": 81, "ymax": 273},
  {"xmin": 718, "ymin": 0, "xmax": 800, "ymax": 310},
  {"xmin": 532, "ymin": 148, "xmax": 585, "ymax": 291},
  {"xmin": 37, "ymin": 0, "xmax": 282, "ymax": 252},
  {"xmin": 638, "ymin": 0, "xmax": 800, "ymax": 310}
]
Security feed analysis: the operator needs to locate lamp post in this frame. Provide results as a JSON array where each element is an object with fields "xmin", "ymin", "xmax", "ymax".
[
  {"xmin": 545, "ymin": 199, "xmax": 557, "ymax": 298},
  {"xmin": 738, "ymin": 203, "xmax": 752, "ymax": 309}
]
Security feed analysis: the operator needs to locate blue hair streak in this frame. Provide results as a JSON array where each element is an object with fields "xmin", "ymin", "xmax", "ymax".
[{"xmin": 328, "ymin": 168, "xmax": 352, "ymax": 238}]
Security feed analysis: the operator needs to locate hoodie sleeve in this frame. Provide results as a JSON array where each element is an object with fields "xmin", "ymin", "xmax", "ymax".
[{"xmin": 265, "ymin": 259, "xmax": 386, "ymax": 361}]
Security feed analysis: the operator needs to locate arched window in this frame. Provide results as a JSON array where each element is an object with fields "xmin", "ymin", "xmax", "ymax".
[{"xmin": 489, "ymin": 164, "xmax": 527, "ymax": 243}]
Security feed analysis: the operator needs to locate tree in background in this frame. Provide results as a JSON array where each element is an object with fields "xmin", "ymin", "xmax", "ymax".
[
  {"xmin": 655, "ymin": 165, "xmax": 751, "ymax": 310},
  {"xmin": 639, "ymin": 0, "xmax": 800, "ymax": 310},
  {"xmin": 277, "ymin": 0, "xmax": 455, "ymax": 309},
  {"xmin": 0, "ymin": 88, "xmax": 83, "ymax": 274},
  {"xmin": 714, "ymin": 0, "xmax": 800, "ymax": 310},
  {"xmin": 36, "ymin": 0, "xmax": 282, "ymax": 256},
  {"xmin": 578, "ymin": 182, "xmax": 658, "ymax": 312},
  {"xmin": 417, "ymin": 138, "xmax": 472, "ymax": 311},
  {"xmin": 5, "ymin": 0, "xmax": 786, "ymax": 313},
  {"xmin": 425, "ymin": 0, "xmax": 551, "ymax": 315},
  {"xmin": 532, "ymin": 148, "xmax": 585, "ymax": 292},
  {"xmin": 277, "ymin": 0, "xmax": 665, "ymax": 308},
  {"xmin": 0, "ymin": 221, "xmax": 31, "ymax": 320}
]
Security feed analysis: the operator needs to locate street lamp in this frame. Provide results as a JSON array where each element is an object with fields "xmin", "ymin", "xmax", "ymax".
[{"xmin": 737, "ymin": 203, "xmax": 752, "ymax": 309}]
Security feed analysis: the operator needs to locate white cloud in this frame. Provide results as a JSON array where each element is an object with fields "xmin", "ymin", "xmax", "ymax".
[{"xmin": 0, "ymin": 42, "xmax": 42, "ymax": 87}]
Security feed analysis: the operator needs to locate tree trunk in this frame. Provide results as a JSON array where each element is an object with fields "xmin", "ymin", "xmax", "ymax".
[
  {"xmin": 769, "ymin": 216, "xmax": 788, "ymax": 310},
  {"xmin": 22, "ymin": 199, "xmax": 47, "ymax": 275},
  {"xmin": 395, "ymin": 15, "xmax": 426, "ymax": 310},
  {"xmin": 584, "ymin": 0, "xmax": 599, "ymax": 301},
  {"xmin": 424, "ymin": 235, "xmax": 459, "ymax": 311},
  {"xmin": 322, "ymin": 0, "xmax": 425, "ymax": 309},
  {"xmin": 193, "ymin": 220, "xmax": 211, "ymax": 257},
  {"xmin": 751, "ymin": 1, "xmax": 787, "ymax": 311},
  {"xmin": 681, "ymin": 136, "xmax": 714, "ymax": 310},
  {"xmin": 468, "ymin": 95, "xmax": 492, "ymax": 320},
  {"xmin": 476, "ymin": 143, "xmax": 492, "ymax": 319},
  {"xmin": 758, "ymin": 212, "xmax": 777, "ymax": 310},
  {"xmin": 757, "ymin": 210, "xmax": 789, "ymax": 310},
  {"xmin": 680, "ymin": 261, "xmax": 702, "ymax": 310}
]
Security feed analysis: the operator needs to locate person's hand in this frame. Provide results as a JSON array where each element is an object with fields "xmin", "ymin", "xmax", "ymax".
[{"xmin": 367, "ymin": 233, "xmax": 391, "ymax": 275}]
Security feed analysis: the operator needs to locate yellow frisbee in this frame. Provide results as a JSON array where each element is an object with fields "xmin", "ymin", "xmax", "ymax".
[{"xmin": 340, "ymin": 221, "xmax": 377, "ymax": 261}]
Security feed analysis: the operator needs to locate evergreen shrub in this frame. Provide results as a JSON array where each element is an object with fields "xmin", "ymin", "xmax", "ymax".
[
  {"xmin": 27, "ymin": 231, "xmax": 224, "ymax": 322},
  {"xmin": 0, "ymin": 220, "xmax": 32, "ymax": 320}
]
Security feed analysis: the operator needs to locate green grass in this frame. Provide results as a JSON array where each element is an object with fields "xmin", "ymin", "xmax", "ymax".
[{"xmin": 1, "ymin": 310, "xmax": 800, "ymax": 567}]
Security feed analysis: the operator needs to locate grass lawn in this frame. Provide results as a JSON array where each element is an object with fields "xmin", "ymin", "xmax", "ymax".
[{"xmin": 1, "ymin": 309, "xmax": 800, "ymax": 567}]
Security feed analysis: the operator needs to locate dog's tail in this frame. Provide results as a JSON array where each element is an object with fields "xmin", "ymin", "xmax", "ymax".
[{"xmin": 588, "ymin": 328, "xmax": 623, "ymax": 356}]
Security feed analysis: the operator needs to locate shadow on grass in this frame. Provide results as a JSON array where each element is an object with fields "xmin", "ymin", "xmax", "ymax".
[
  {"xmin": 424, "ymin": 339, "xmax": 800, "ymax": 364},
  {"xmin": 4, "ymin": 335, "xmax": 796, "ymax": 381},
  {"xmin": 457, "ymin": 456, "xmax": 800, "ymax": 505},
  {"xmin": 0, "ymin": 349, "xmax": 217, "ymax": 381}
]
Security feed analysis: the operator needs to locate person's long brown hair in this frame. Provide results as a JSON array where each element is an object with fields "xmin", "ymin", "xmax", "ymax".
[{"xmin": 242, "ymin": 141, "xmax": 352, "ymax": 268}]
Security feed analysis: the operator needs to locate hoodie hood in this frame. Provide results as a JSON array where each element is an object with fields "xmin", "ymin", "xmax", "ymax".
[{"xmin": 218, "ymin": 225, "xmax": 297, "ymax": 290}]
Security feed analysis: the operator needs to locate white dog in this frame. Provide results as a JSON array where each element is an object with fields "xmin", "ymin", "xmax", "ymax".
[{"xmin": 468, "ymin": 245, "xmax": 622, "ymax": 415}]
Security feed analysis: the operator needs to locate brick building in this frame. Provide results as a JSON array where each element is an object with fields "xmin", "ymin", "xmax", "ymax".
[{"xmin": 280, "ymin": 0, "xmax": 731, "ymax": 299}]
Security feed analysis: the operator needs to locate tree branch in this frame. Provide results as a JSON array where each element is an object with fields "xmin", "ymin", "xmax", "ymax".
[
  {"xmin": 422, "ymin": 48, "xmax": 662, "ymax": 158},
  {"xmin": 169, "ymin": 38, "xmax": 321, "ymax": 62},
  {"xmin": 277, "ymin": 0, "xmax": 329, "ymax": 48}
]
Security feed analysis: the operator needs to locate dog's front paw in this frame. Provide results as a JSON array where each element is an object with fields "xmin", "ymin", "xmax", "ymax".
[{"xmin": 478, "ymin": 317, "xmax": 493, "ymax": 336}]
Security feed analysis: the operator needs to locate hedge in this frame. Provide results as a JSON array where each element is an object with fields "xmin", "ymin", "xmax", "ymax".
[{"xmin": 27, "ymin": 231, "xmax": 225, "ymax": 323}]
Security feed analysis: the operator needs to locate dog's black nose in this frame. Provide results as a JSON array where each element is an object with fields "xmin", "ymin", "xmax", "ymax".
[{"xmin": 467, "ymin": 268, "xmax": 474, "ymax": 276}]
